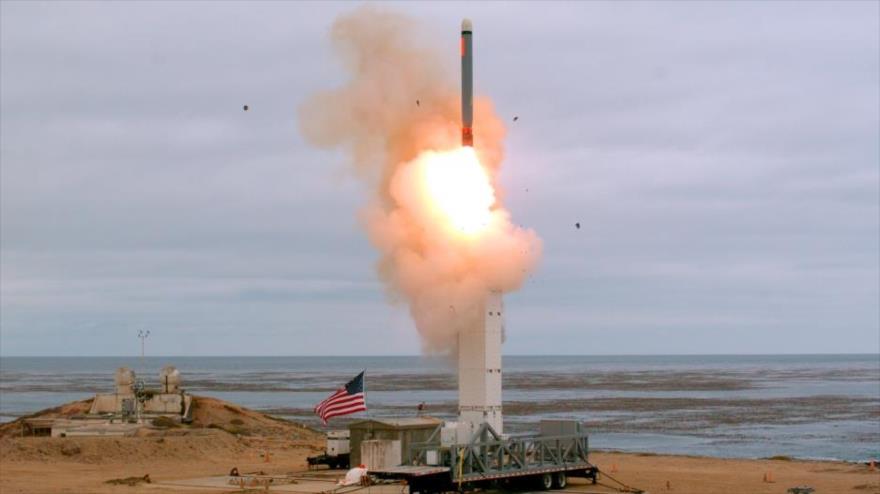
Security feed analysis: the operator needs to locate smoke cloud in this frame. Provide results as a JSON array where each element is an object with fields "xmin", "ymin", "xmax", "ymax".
[{"xmin": 299, "ymin": 7, "xmax": 541, "ymax": 353}]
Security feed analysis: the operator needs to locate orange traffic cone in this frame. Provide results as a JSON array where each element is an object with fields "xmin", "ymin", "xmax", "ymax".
[
  {"xmin": 763, "ymin": 471, "xmax": 774, "ymax": 483},
  {"xmin": 869, "ymin": 460, "xmax": 876, "ymax": 472},
  {"xmin": 611, "ymin": 463, "xmax": 618, "ymax": 473},
  {"xmin": 264, "ymin": 450, "xmax": 271, "ymax": 463}
]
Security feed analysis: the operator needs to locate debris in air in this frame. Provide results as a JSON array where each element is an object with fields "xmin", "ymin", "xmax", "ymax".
[
  {"xmin": 243, "ymin": 105, "xmax": 249, "ymax": 111},
  {"xmin": 575, "ymin": 222, "xmax": 581, "ymax": 229},
  {"xmin": 416, "ymin": 99, "xmax": 420, "ymax": 107},
  {"xmin": 513, "ymin": 116, "xmax": 518, "ymax": 122}
]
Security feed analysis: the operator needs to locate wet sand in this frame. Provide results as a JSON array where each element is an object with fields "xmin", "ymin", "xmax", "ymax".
[
  {"xmin": 260, "ymin": 392, "xmax": 880, "ymax": 436},
  {"xmin": 7, "ymin": 365, "xmax": 877, "ymax": 395}
]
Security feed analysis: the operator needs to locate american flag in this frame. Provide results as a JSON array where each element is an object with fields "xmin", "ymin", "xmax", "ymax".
[{"xmin": 314, "ymin": 371, "xmax": 367, "ymax": 424}]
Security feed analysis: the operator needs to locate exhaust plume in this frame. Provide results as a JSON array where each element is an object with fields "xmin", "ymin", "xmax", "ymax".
[{"xmin": 299, "ymin": 7, "xmax": 541, "ymax": 353}]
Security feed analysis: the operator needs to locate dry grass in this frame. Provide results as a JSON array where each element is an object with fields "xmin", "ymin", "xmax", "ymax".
[
  {"xmin": 105, "ymin": 475, "xmax": 151, "ymax": 486},
  {"xmin": 150, "ymin": 416, "xmax": 179, "ymax": 428}
]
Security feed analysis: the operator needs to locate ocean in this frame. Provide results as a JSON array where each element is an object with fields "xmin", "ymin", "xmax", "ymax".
[{"xmin": 1, "ymin": 354, "xmax": 877, "ymax": 462}]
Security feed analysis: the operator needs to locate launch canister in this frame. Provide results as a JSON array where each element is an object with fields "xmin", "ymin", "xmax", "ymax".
[{"xmin": 461, "ymin": 18, "xmax": 473, "ymax": 147}]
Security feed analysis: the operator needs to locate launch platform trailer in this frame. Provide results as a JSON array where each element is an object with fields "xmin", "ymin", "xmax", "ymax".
[{"xmin": 370, "ymin": 421, "xmax": 598, "ymax": 493}]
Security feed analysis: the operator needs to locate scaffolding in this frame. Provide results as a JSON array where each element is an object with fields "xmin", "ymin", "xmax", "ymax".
[{"xmin": 394, "ymin": 422, "xmax": 596, "ymax": 487}]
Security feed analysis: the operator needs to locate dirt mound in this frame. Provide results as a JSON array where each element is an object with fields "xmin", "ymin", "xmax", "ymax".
[
  {"xmin": 1, "ymin": 395, "xmax": 320, "ymax": 440},
  {"xmin": 0, "ymin": 429, "xmax": 244, "ymax": 463},
  {"xmin": 189, "ymin": 396, "xmax": 319, "ymax": 440},
  {"xmin": 0, "ymin": 395, "xmax": 323, "ymax": 464}
]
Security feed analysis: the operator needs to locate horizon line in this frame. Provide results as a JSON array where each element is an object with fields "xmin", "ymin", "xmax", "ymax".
[{"xmin": 2, "ymin": 352, "xmax": 878, "ymax": 358}]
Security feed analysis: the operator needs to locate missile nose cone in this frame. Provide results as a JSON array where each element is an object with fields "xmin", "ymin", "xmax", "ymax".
[{"xmin": 461, "ymin": 18, "xmax": 472, "ymax": 32}]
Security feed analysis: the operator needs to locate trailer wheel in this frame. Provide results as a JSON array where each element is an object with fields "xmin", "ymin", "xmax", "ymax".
[
  {"xmin": 537, "ymin": 473, "xmax": 554, "ymax": 490},
  {"xmin": 553, "ymin": 472, "xmax": 567, "ymax": 489}
]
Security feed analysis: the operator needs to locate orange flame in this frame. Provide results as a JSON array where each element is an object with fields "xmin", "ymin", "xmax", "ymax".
[{"xmin": 420, "ymin": 147, "xmax": 493, "ymax": 236}]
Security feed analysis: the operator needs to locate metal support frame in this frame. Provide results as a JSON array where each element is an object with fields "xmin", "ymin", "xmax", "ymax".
[{"xmin": 407, "ymin": 423, "xmax": 591, "ymax": 482}]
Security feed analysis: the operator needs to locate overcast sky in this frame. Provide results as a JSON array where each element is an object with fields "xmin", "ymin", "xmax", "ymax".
[{"xmin": 1, "ymin": 1, "xmax": 877, "ymax": 356}]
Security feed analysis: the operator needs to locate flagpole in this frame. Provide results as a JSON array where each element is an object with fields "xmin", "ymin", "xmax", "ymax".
[
  {"xmin": 363, "ymin": 369, "xmax": 368, "ymax": 417},
  {"xmin": 363, "ymin": 369, "xmax": 372, "ymax": 438}
]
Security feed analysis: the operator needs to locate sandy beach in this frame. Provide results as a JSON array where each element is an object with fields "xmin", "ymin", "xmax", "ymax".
[{"xmin": 1, "ymin": 440, "xmax": 877, "ymax": 494}]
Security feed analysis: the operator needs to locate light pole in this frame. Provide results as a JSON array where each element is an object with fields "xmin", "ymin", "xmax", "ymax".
[{"xmin": 137, "ymin": 330, "xmax": 150, "ymax": 370}]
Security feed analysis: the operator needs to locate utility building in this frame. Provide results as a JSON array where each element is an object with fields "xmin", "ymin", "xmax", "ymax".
[
  {"xmin": 348, "ymin": 418, "xmax": 442, "ymax": 469},
  {"xmin": 89, "ymin": 366, "xmax": 192, "ymax": 421}
]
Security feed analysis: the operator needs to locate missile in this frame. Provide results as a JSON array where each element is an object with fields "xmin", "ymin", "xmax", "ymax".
[{"xmin": 461, "ymin": 18, "xmax": 473, "ymax": 147}]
